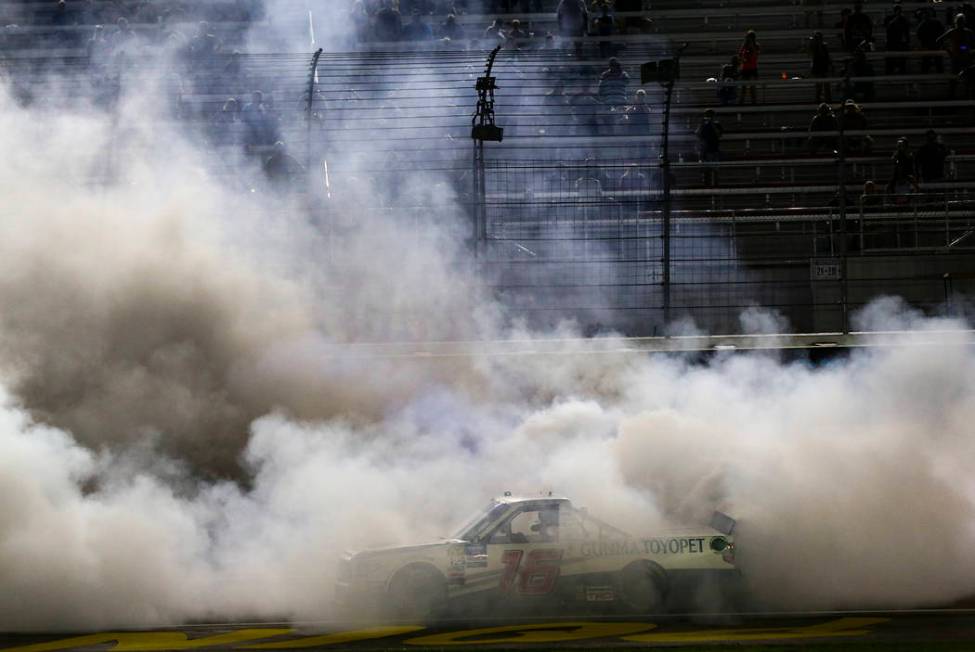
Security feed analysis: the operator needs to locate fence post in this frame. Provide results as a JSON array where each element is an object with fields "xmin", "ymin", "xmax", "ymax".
[
  {"xmin": 305, "ymin": 48, "xmax": 323, "ymax": 171},
  {"xmin": 837, "ymin": 123, "xmax": 850, "ymax": 334}
]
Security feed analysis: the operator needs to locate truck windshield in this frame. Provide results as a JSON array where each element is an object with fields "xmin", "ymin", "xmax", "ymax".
[{"xmin": 452, "ymin": 502, "xmax": 510, "ymax": 541}]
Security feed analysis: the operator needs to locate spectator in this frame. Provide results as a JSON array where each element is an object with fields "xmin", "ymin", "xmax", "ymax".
[
  {"xmin": 737, "ymin": 30, "xmax": 760, "ymax": 104},
  {"xmin": 618, "ymin": 165, "xmax": 648, "ymax": 190},
  {"xmin": 241, "ymin": 90, "xmax": 271, "ymax": 147},
  {"xmin": 809, "ymin": 31, "xmax": 833, "ymax": 103},
  {"xmin": 484, "ymin": 18, "xmax": 505, "ymax": 43},
  {"xmin": 402, "ymin": 11, "xmax": 433, "ymax": 40},
  {"xmin": 696, "ymin": 109, "xmax": 723, "ymax": 186},
  {"xmin": 597, "ymin": 57, "xmax": 629, "ymax": 106},
  {"xmin": 112, "ymin": 17, "xmax": 137, "ymax": 52},
  {"xmin": 717, "ymin": 55, "xmax": 739, "ymax": 105},
  {"xmin": 440, "ymin": 14, "xmax": 462, "ymax": 40},
  {"xmin": 960, "ymin": 60, "xmax": 975, "ymax": 97},
  {"xmin": 593, "ymin": 2, "xmax": 617, "ymax": 58},
  {"xmin": 263, "ymin": 142, "xmax": 305, "ymax": 188},
  {"xmin": 51, "ymin": 0, "xmax": 70, "ymax": 27},
  {"xmin": 223, "ymin": 50, "xmax": 243, "ymax": 82},
  {"xmin": 836, "ymin": 8, "xmax": 852, "ymax": 49},
  {"xmin": 915, "ymin": 129, "xmax": 949, "ymax": 182},
  {"xmin": 617, "ymin": 165, "xmax": 648, "ymax": 212},
  {"xmin": 888, "ymin": 136, "xmax": 918, "ymax": 194},
  {"xmin": 214, "ymin": 97, "xmax": 240, "ymax": 124},
  {"xmin": 939, "ymin": 13, "xmax": 975, "ymax": 74},
  {"xmin": 350, "ymin": 0, "xmax": 371, "ymax": 42},
  {"xmin": 839, "ymin": 98, "xmax": 872, "ymax": 154},
  {"xmin": 556, "ymin": 0, "xmax": 588, "ymax": 56},
  {"xmin": 506, "ymin": 19, "xmax": 530, "ymax": 47},
  {"xmin": 916, "ymin": 7, "xmax": 945, "ymax": 73},
  {"xmin": 884, "ymin": 4, "xmax": 911, "ymax": 74},
  {"xmin": 568, "ymin": 84, "xmax": 600, "ymax": 133},
  {"xmin": 807, "ymin": 102, "xmax": 839, "ymax": 154},
  {"xmin": 843, "ymin": 42, "xmax": 875, "ymax": 101},
  {"xmin": 624, "ymin": 88, "xmax": 651, "ymax": 134},
  {"xmin": 861, "ymin": 179, "xmax": 883, "ymax": 209},
  {"xmin": 189, "ymin": 21, "xmax": 220, "ymax": 58},
  {"xmin": 374, "ymin": 0, "xmax": 403, "ymax": 41},
  {"xmin": 845, "ymin": 0, "xmax": 873, "ymax": 51},
  {"xmin": 87, "ymin": 24, "xmax": 111, "ymax": 61},
  {"xmin": 262, "ymin": 94, "xmax": 282, "ymax": 144},
  {"xmin": 696, "ymin": 108, "xmax": 723, "ymax": 162},
  {"xmin": 443, "ymin": 0, "xmax": 464, "ymax": 16}
]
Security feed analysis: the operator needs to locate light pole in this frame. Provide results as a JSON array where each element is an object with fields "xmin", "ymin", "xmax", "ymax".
[
  {"xmin": 471, "ymin": 46, "xmax": 504, "ymax": 260},
  {"xmin": 641, "ymin": 43, "xmax": 687, "ymax": 327}
]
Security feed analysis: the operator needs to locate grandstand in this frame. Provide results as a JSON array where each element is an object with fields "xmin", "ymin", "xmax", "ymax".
[{"xmin": 2, "ymin": 0, "xmax": 974, "ymax": 335}]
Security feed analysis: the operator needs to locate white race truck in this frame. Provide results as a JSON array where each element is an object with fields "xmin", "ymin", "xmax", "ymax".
[{"xmin": 336, "ymin": 493, "xmax": 738, "ymax": 619}]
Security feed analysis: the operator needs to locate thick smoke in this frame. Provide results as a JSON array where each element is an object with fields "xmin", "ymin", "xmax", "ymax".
[{"xmin": 2, "ymin": 39, "xmax": 975, "ymax": 632}]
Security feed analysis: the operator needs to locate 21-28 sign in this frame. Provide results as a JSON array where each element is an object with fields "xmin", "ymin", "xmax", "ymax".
[{"xmin": 499, "ymin": 549, "xmax": 564, "ymax": 594}]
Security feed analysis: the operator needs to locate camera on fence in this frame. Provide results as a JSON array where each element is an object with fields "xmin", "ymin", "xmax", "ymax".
[
  {"xmin": 641, "ymin": 58, "xmax": 680, "ymax": 84},
  {"xmin": 472, "ymin": 125, "xmax": 504, "ymax": 142}
]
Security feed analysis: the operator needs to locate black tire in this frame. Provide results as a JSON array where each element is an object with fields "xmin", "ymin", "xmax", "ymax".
[
  {"xmin": 618, "ymin": 560, "xmax": 667, "ymax": 614},
  {"xmin": 385, "ymin": 564, "xmax": 447, "ymax": 621}
]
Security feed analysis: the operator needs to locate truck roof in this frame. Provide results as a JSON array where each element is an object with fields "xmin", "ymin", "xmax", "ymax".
[{"xmin": 494, "ymin": 492, "xmax": 571, "ymax": 505}]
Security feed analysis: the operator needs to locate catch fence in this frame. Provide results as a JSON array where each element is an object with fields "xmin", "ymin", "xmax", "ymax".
[{"xmin": 478, "ymin": 157, "xmax": 975, "ymax": 334}]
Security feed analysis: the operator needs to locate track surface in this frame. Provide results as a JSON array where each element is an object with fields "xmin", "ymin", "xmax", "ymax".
[{"xmin": 2, "ymin": 611, "xmax": 975, "ymax": 650}]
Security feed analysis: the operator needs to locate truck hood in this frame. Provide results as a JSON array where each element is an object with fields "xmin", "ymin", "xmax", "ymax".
[{"xmin": 346, "ymin": 538, "xmax": 464, "ymax": 560}]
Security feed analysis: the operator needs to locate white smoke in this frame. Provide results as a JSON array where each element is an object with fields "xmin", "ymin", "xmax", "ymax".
[{"xmin": 2, "ymin": 41, "xmax": 975, "ymax": 633}]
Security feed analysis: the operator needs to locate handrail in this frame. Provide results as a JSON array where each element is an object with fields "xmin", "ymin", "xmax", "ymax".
[
  {"xmin": 484, "ymin": 180, "xmax": 975, "ymax": 197},
  {"xmin": 484, "ymin": 154, "xmax": 975, "ymax": 168},
  {"xmin": 358, "ymin": 30, "xmax": 956, "ymax": 50},
  {"xmin": 472, "ymin": 125, "xmax": 974, "ymax": 148}
]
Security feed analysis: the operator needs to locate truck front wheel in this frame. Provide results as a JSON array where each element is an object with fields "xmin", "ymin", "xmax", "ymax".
[{"xmin": 386, "ymin": 564, "xmax": 447, "ymax": 621}]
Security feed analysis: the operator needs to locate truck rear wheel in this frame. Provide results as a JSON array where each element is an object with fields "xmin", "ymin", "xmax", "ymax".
[{"xmin": 619, "ymin": 560, "xmax": 667, "ymax": 614}]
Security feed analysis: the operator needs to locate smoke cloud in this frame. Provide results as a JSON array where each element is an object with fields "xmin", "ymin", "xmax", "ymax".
[{"xmin": 1, "ymin": 36, "xmax": 975, "ymax": 632}]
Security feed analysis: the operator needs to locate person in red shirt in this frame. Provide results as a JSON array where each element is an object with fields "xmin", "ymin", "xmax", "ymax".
[{"xmin": 737, "ymin": 30, "xmax": 761, "ymax": 104}]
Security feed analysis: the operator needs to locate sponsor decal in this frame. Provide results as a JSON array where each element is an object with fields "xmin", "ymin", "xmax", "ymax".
[
  {"xmin": 464, "ymin": 543, "xmax": 487, "ymax": 568},
  {"xmin": 584, "ymin": 586, "xmax": 616, "ymax": 602},
  {"xmin": 448, "ymin": 546, "xmax": 466, "ymax": 577},
  {"xmin": 573, "ymin": 537, "xmax": 708, "ymax": 558},
  {"xmin": 643, "ymin": 537, "xmax": 707, "ymax": 555}
]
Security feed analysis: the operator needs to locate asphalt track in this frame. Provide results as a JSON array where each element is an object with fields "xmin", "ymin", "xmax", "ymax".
[{"xmin": 3, "ymin": 611, "xmax": 975, "ymax": 651}]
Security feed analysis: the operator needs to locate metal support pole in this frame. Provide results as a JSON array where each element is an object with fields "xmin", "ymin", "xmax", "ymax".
[
  {"xmin": 473, "ymin": 141, "xmax": 485, "ymax": 257},
  {"xmin": 471, "ymin": 46, "xmax": 503, "ymax": 261},
  {"xmin": 838, "ymin": 117, "xmax": 850, "ymax": 334},
  {"xmin": 661, "ymin": 78, "xmax": 674, "ymax": 326},
  {"xmin": 644, "ymin": 43, "xmax": 686, "ymax": 329},
  {"xmin": 305, "ymin": 48, "xmax": 323, "ymax": 171}
]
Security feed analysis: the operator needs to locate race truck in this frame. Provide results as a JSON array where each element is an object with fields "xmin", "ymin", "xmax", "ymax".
[{"xmin": 335, "ymin": 493, "xmax": 738, "ymax": 619}]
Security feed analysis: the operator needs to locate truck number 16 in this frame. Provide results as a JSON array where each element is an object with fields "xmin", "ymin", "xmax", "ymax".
[{"xmin": 499, "ymin": 549, "xmax": 564, "ymax": 595}]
